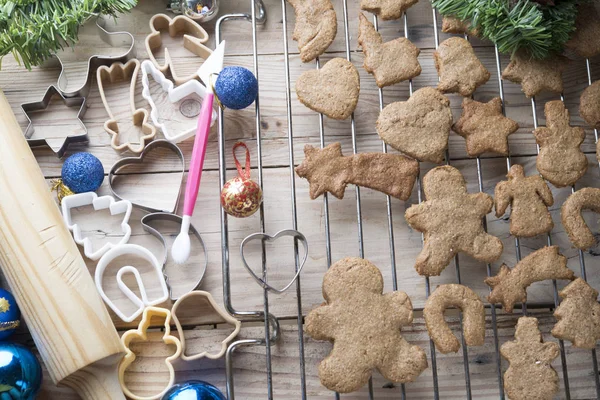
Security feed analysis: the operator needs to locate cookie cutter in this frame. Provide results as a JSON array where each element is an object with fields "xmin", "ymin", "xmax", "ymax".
[
  {"xmin": 140, "ymin": 60, "xmax": 217, "ymax": 143},
  {"xmin": 109, "ymin": 140, "xmax": 185, "ymax": 213},
  {"xmin": 141, "ymin": 212, "xmax": 208, "ymax": 300},
  {"xmin": 96, "ymin": 244, "xmax": 170, "ymax": 322},
  {"xmin": 145, "ymin": 14, "xmax": 212, "ymax": 86},
  {"xmin": 119, "ymin": 307, "xmax": 182, "ymax": 400},
  {"xmin": 171, "ymin": 290, "xmax": 241, "ymax": 361},
  {"xmin": 20, "ymin": 85, "xmax": 88, "ymax": 158},
  {"xmin": 61, "ymin": 192, "xmax": 132, "ymax": 260},
  {"xmin": 240, "ymin": 229, "xmax": 309, "ymax": 293},
  {"xmin": 97, "ymin": 59, "xmax": 157, "ymax": 153}
]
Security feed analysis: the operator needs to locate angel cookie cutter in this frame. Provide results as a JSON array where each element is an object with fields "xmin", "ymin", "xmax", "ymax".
[{"xmin": 61, "ymin": 192, "xmax": 132, "ymax": 260}]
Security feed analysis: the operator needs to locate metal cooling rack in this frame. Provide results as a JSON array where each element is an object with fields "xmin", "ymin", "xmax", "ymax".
[{"xmin": 214, "ymin": 1, "xmax": 600, "ymax": 398}]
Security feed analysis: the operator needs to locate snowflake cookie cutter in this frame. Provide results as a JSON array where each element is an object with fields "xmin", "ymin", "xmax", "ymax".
[{"xmin": 61, "ymin": 192, "xmax": 132, "ymax": 260}]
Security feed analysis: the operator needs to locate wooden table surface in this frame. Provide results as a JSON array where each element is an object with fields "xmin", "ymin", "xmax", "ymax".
[{"xmin": 2, "ymin": 0, "xmax": 600, "ymax": 398}]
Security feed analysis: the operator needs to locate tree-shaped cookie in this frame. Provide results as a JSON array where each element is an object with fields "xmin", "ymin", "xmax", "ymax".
[
  {"xmin": 405, "ymin": 166, "xmax": 503, "ymax": 276},
  {"xmin": 305, "ymin": 257, "xmax": 428, "ymax": 393},
  {"xmin": 533, "ymin": 100, "xmax": 588, "ymax": 188},
  {"xmin": 494, "ymin": 164, "xmax": 554, "ymax": 238},
  {"xmin": 501, "ymin": 317, "xmax": 560, "ymax": 400}
]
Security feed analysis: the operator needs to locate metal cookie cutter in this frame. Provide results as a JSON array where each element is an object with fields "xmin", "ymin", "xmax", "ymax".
[
  {"xmin": 119, "ymin": 307, "xmax": 182, "ymax": 400},
  {"xmin": 61, "ymin": 192, "xmax": 132, "ymax": 260},
  {"xmin": 20, "ymin": 86, "xmax": 88, "ymax": 158},
  {"xmin": 95, "ymin": 244, "xmax": 170, "ymax": 322},
  {"xmin": 240, "ymin": 229, "xmax": 309, "ymax": 294}
]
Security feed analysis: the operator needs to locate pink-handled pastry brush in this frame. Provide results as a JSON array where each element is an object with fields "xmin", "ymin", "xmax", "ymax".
[{"xmin": 172, "ymin": 40, "xmax": 226, "ymax": 265}]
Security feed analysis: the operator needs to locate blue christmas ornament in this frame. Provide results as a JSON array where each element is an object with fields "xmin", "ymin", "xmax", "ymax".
[
  {"xmin": 0, "ymin": 343, "xmax": 42, "ymax": 399},
  {"xmin": 215, "ymin": 66, "xmax": 258, "ymax": 110},
  {"xmin": 162, "ymin": 380, "xmax": 226, "ymax": 400},
  {"xmin": 61, "ymin": 152, "xmax": 104, "ymax": 194},
  {"xmin": 0, "ymin": 288, "xmax": 20, "ymax": 341}
]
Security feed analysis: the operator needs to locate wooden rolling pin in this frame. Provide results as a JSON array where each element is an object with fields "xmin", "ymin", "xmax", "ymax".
[{"xmin": 0, "ymin": 90, "xmax": 126, "ymax": 399}]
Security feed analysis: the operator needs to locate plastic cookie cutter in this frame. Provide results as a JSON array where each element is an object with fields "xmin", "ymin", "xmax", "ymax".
[
  {"xmin": 119, "ymin": 307, "xmax": 182, "ymax": 400},
  {"xmin": 20, "ymin": 86, "xmax": 88, "ymax": 158},
  {"xmin": 145, "ymin": 14, "xmax": 212, "ymax": 86},
  {"xmin": 171, "ymin": 291, "xmax": 241, "ymax": 361},
  {"xmin": 61, "ymin": 192, "xmax": 132, "ymax": 260},
  {"xmin": 97, "ymin": 59, "xmax": 157, "ymax": 153},
  {"xmin": 140, "ymin": 60, "xmax": 217, "ymax": 143},
  {"xmin": 240, "ymin": 229, "xmax": 309, "ymax": 294}
]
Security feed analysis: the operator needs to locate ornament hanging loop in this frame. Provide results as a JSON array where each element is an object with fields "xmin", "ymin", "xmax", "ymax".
[{"xmin": 233, "ymin": 142, "xmax": 252, "ymax": 180}]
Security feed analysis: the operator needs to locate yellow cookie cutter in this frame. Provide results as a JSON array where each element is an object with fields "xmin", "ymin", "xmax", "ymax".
[{"xmin": 119, "ymin": 307, "xmax": 182, "ymax": 400}]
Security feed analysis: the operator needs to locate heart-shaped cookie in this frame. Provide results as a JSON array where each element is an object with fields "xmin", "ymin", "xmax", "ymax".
[
  {"xmin": 377, "ymin": 87, "xmax": 452, "ymax": 164},
  {"xmin": 296, "ymin": 58, "xmax": 360, "ymax": 120}
]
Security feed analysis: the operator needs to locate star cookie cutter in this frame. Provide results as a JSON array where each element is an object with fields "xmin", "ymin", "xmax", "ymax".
[
  {"xmin": 20, "ymin": 86, "xmax": 88, "ymax": 158},
  {"xmin": 61, "ymin": 192, "xmax": 132, "ymax": 260},
  {"xmin": 171, "ymin": 290, "xmax": 241, "ymax": 361},
  {"xmin": 119, "ymin": 307, "xmax": 182, "ymax": 400},
  {"xmin": 97, "ymin": 59, "xmax": 157, "ymax": 153},
  {"xmin": 96, "ymin": 244, "xmax": 170, "ymax": 322},
  {"xmin": 140, "ymin": 60, "xmax": 217, "ymax": 143},
  {"xmin": 145, "ymin": 14, "xmax": 212, "ymax": 86},
  {"xmin": 240, "ymin": 229, "xmax": 309, "ymax": 294}
]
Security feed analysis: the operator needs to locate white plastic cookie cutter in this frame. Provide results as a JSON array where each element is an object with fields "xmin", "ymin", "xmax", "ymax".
[
  {"xmin": 61, "ymin": 192, "xmax": 132, "ymax": 260},
  {"xmin": 95, "ymin": 244, "xmax": 169, "ymax": 322},
  {"xmin": 140, "ymin": 60, "xmax": 218, "ymax": 143}
]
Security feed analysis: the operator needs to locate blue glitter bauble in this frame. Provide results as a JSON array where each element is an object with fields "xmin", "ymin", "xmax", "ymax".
[
  {"xmin": 61, "ymin": 152, "xmax": 104, "ymax": 193},
  {"xmin": 215, "ymin": 66, "xmax": 258, "ymax": 110},
  {"xmin": 0, "ymin": 343, "xmax": 42, "ymax": 399},
  {"xmin": 0, "ymin": 289, "xmax": 20, "ymax": 341},
  {"xmin": 162, "ymin": 380, "xmax": 226, "ymax": 400}
]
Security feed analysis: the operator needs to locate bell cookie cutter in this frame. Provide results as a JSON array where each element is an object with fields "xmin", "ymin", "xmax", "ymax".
[
  {"xmin": 240, "ymin": 229, "xmax": 309, "ymax": 294},
  {"xmin": 61, "ymin": 192, "xmax": 132, "ymax": 260},
  {"xmin": 140, "ymin": 59, "xmax": 217, "ymax": 143},
  {"xmin": 145, "ymin": 14, "xmax": 212, "ymax": 86},
  {"xmin": 20, "ymin": 85, "xmax": 88, "ymax": 158},
  {"xmin": 171, "ymin": 290, "xmax": 241, "ymax": 361},
  {"xmin": 119, "ymin": 306, "xmax": 182, "ymax": 400},
  {"xmin": 97, "ymin": 59, "xmax": 157, "ymax": 153},
  {"xmin": 95, "ymin": 244, "xmax": 170, "ymax": 322}
]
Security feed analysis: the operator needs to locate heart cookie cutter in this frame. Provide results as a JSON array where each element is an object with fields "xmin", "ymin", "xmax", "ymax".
[
  {"xmin": 97, "ymin": 59, "xmax": 157, "ymax": 153},
  {"xmin": 96, "ymin": 244, "xmax": 170, "ymax": 322},
  {"xmin": 61, "ymin": 192, "xmax": 132, "ymax": 260},
  {"xmin": 240, "ymin": 229, "xmax": 309, "ymax": 293},
  {"xmin": 119, "ymin": 307, "xmax": 182, "ymax": 400}
]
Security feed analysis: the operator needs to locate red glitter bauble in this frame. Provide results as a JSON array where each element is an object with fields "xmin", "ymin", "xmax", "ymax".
[{"xmin": 220, "ymin": 176, "xmax": 263, "ymax": 218}]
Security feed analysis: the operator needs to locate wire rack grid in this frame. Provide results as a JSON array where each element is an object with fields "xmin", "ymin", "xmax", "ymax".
[{"xmin": 213, "ymin": 1, "xmax": 600, "ymax": 399}]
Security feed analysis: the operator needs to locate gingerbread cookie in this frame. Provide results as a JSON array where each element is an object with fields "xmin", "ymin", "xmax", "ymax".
[
  {"xmin": 377, "ymin": 87, "xmax": 452, "ymax": 164},
  {"xmin": 441, "ymin": 16, "xmax": 477, "ymax": 35},
  {"xmin": 561, "ymin": 187, "xmax": 600, "ymax": 250},
  {"xmin": 486, "ymin": 246, "xmax": 574, "ymax": 312},
  {"xmin": 501, "ymin": 52, "xmax": 568, "ymax": 98},
  {"xmin": 423, "ymin": 284, "xmax": 485, "ymax": 354},
  {"xmin": 501, "ymin": 317, "xmax": 560, "ymax": 400},
  {"xmin": 565, "ymin": 3, "xmax": 600, "ymax": 58},
  {"xmin": 305, "ymin": 257, "xmax": 428, "ymax": 393},
  {"xmin": 433, "ymin": 37, "xmax": 490, "ymax": 97},
  {"xmin": 288, "ymin": 0, "xmax": 337, "ymax": 63},
  {"xmin": 453, "ymin": 97, "xmax": 519, "ymax": 157},
  {"xmin": 405, "ymin": 166, "xmax": 503, "ymax": 276},
  {"xmin": 360, "ymin": 0, "xmax": 418, "ymax": 20},
  {"xmin": 296, "ymin": 58, "xmax": 359, "ymax": 120},
  {"xmin": 295, "ymin": 142, "xmax": 419, "ymax": 200},
  {"xmin": 533, "ymin": 100, "xmax": 587, "ymax": 188},
  {"xmin": 494, "ymin": 164, "xmax": 554, "ymax": 238},
  {"xmin": 580, "ymin": 80, "xmax": 600, "ymax": 129},
  {"xmin": 358, "ymin": 13, "xmax": 421, "ymax": 88}
]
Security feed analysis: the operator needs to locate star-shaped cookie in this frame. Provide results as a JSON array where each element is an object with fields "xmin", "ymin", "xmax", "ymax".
[
  {"xmin": 502, "ymin": 52, "xmax": 568, "ymax": 98},
  {"xmin": 453, "ymin": 97, "xmax": 518, "ymax": 157},
  {"xmin": 360, "ymin": 0, "xmax": 418, "ymax": 20}
]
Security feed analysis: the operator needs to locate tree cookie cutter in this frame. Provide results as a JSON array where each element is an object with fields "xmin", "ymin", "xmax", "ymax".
[
  {"xmin": 96, "ymin": 244, "xmax": 170, "ymax": 322},
  {"xmin": 97, "ymin": 59, "xmax": 157, "ymax": 153},
  {"xmin": 240, "ymin": 229, "xmax": 309, "ymax": 293},
  {"xmin": 140, "ymin": 59, "xmax": 217, "ymax": 143},
  {"xmin": 119, "ymin": 307, "xmax": 182, "ymax": 400},
  {"xmin": 61, "ymin": 192, "xmax": 132, "ymax": 260},
  {"xmin": 145, "ymin": 14, "xmax": 212, "ymax": 86}
]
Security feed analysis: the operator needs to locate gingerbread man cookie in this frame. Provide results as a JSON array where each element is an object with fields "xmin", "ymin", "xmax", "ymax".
[
  {"xmin": 405, "ymin": 166, "xmax": 503, "ymax": 276},
  {"xmin": 305, "ymin": 257, "xmax": 428, "ymax": 393},
  {"xmin": 502, "ymin": 52, "xmax": 568, "ymax": 98},
  {"xmin": 288, "ymin": 0, "xmax": 337, "ymax": 63}
]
